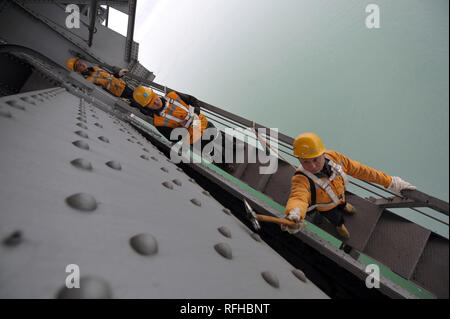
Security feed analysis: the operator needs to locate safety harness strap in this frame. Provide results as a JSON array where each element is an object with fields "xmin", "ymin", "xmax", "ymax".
[
  {"xmin": 299, "ymin": 167, "xmax": 341, "ymax": 204},
  {"xmin": 90, "ymin": 69, "xmax": 113, "ymax": 90},
  {"xmin": 327, "ymin": 159, "xmax": 349, "ymax": 187},
  {"xmin": 160, "ymin": 97, "xmax": 195, "ymax": 128},
  {"xmin": 296, "ymin": 157, "xmax": 348, "ymax": 211}
]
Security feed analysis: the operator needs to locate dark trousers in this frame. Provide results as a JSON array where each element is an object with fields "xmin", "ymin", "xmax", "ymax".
[
  {"xmin": 314, "ymin": 202, "xmax": 346, "ymax": 227},
  {"xmin": 162, "ymin": 121, "xmax": 235, "ymax": 165},
  {"xmin": 195, "ymin": 122, "xmax": 237, "ymax": 164},
  {"xmin": 121, "ymin": 86, "xmax": 143, "ymax": 110}
]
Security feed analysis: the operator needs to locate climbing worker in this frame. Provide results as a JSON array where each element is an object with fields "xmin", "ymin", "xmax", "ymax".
[
  {"xmin": 281, "ymin": 132, "xmax": 416, "ymax": 240},
  {"xmin": 66, "ymin": 57, "xmax": 141, "ymax": 108},
  {"xmin": 132, "ymin": 86, "xmax": 212, "ymax": 144},
  {"xmin": 134, "ymin": 86, "xmax": 235, "ymax": 164}
]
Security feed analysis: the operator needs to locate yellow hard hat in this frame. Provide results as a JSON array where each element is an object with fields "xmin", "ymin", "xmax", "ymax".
[
  {"xmin": 133, "ymin": 86, "xmax": 157, "ymax": 107},
  {"xmin": 66, "ymin": 57, "xmax": 80, "ymax": 71},
  {"xmin": 293, "ymin": 132, "xmax": 326, "ymax": 158}
]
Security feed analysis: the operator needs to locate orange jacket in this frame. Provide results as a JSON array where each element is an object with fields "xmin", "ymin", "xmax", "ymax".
[
  {"xmin": 285, "ymin": 150, "xmax": 392, "ymax": 219},
  {"xmin": 153, "ymin": 91, "xmax": 208, "ymax": 144},
  {"xmin": 84, "ymin": 66, "xmax": 126, "ymax": 97}
]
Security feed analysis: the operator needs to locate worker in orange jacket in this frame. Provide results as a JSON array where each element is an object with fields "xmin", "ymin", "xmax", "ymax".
[
  {"xmin": 132, "ymin": 86, "xmax": 211, "ymax": 145},
  {"xmin": 281, "ymin": 133, "xmax": 416, "ymax": 239},
  {"xmin": 66, "ymin": 57, "xmax": 141, "ymax": 109},
  {"xmin": 132, "ymin": 86, "xmax": 234, "ymax": 168}
]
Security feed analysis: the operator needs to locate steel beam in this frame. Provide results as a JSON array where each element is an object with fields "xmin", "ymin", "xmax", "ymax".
[
  {"xmin": 374, "ymin": 197, "xmax": 427, "ymax": 209},
  {"xmin": 105, "ymin": 5, "xmax": 109, "ymax": 27},
  {"xmin": 124, "ymin": 0, "xmax": 137, "ymax": 62},
  {"xmin": 87, "ymin": 0, "xmax": 99, "ymax": 47},
  {"xmin": 401, "ymin": 189, "xmax": 449, "ymax": 216}
]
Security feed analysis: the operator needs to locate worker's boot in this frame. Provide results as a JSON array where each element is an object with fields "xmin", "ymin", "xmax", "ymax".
[
  {"xmin": 344, "ymin": 203, "xmax": 356, "ymax": 214},
  {"xmin": 336, "ymin": 224, "xmax": 350, "ymax": 240}
]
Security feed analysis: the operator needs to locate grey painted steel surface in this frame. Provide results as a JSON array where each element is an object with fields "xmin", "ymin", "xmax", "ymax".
[
  {"xmin": 19, "ymin": 68, "xmax": 55, "ymax": 93},
  {"xmin": 0, "ymin": 1, "xmax": 149, "ymax": 73},
  {"xmin": 411, "ymin": 234, "xmax": 449, "ymax": 299},
  {"xmin": 363, "ymin": 212, "xmax": 431, "ymax": 280},
  {"xmin": 337, "ymin": 194, "xmax": 385, "ymax": 252},
  {"xmin": 262, "ymin": 161, "xmax": 295, "ymax": 205},
  {"xmin": 0, "ymin": 87, "xmax": 328, "ymax": 299}
]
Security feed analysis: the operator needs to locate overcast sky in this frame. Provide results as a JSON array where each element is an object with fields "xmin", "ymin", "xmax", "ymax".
[{"xmin": 104, "ymin": 1, "xmax": 160, "ymax": 37}]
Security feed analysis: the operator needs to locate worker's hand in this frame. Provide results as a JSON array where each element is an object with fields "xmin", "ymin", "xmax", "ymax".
[
  {"xmin": 118, "ymin": 69, "xmax": 129, "ymax": 77},
  {"xmin": 280, "ymin": 208, "xmax": 306, "ymax": 234},
  {"xmin": 120, "ymin": 98, "xmax": 131, "ymax": 105},
  {"xmin": 192, "ymin": 114, "xmax": 201, "ymax": 128},
  {"xmin": 387, "ymin": 176, "xmax": 416, "ymax": 196},
  {"xmin": 183, "ymin": 113, "xmax": 199, "ymax": 128},
  {"xmin": 286, "ymin": 207, "xmax": 301, "ymax": 222}
]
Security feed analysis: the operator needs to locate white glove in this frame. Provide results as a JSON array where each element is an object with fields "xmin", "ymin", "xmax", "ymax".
[
  {"xmin": 286, "ymin": 207, "xmax": 301, "ymax": 222},
  {"xmin": 182, "ymin": 114, "xmax": 201, "ymax": 144},
  {"xmin": 192, "ymin": 114, "xmax": 201, "ymax": 128},
  {"xmin": 118, "ymin": 69, "xmax": 129, "ymax": 77},
  {"xmin": 184, "ymin": 113, "xmax": 200, "ymax": 128},
  {"xmin": 281, "ymin": 208, "xmax": 306, "ymax": 234},
  {"xmin": 387, "ymin": 176, "xmax": 416, "ymax": 195}
]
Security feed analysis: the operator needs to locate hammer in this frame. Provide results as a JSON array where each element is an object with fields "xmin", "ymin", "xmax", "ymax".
[{"xmin": 243, "ymin": 199, "xmax": 296, "ymax": 231}]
